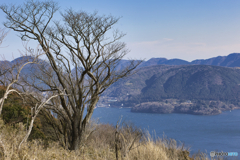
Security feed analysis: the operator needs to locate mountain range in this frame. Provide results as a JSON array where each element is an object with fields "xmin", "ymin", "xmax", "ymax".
[
  {"xmin": 137, "ymin": 53, "xmax": 240, "ymax": 68},
  {"xmin": 2, "ymin": 52, "xmax": 240, "ymax": 70},
  {"xmin": 2, "ymin": 53, "xmax": 240, "ymax": 115}
]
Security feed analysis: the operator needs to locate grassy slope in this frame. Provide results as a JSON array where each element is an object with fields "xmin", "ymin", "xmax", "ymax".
[{"xmin": 0, "ymin": 119, "xmax": 211, "ymax": 160}]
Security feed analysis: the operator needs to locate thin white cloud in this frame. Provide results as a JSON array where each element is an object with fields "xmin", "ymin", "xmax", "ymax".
[
  {"xmin": 126, "ymin": 40, "xmax": 240, "ymax": 61},
  {"xmin": 163, "ymin": 38, "xmax": 174, "ymax": 42}
]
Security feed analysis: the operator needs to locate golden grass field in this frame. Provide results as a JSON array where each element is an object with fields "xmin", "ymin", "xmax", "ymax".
[{"xmin": 0, "ymin": 118, "xmax": 230, "ymax": 160}]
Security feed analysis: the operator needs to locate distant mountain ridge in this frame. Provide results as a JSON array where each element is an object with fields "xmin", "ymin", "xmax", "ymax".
[
  {"xmin": 136, "ymin": 53, "xmax": 240, "ymax": 68},
  {"xmin": 190, "ymin": 53, "xmax": 240, "ymax": 67},
  {"xmin": 2, "ymin": 52, "xmax": 240, "ymax": 70},
  {"xmin": 137, "ymin": 58, "xmax": 190, "ymax": 68}
]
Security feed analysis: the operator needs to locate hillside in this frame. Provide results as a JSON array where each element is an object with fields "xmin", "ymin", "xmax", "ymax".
[
  {"xmin": 101, "ymin": 65, "xmax": 240, "ymax": 115},
  {"xmin": 139, "ymin": 65, "xmax": 240, "ymax": 101}
]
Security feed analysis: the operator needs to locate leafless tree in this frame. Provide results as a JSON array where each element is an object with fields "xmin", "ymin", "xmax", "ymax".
[
  {"xmin": 18, "ymin": 89, "xmax": 66, "ymax": 151},
  {"xmin": 0, "ymin": 49, "xmax": 69, "ymax": 152},
  {"xmin": 1, "ymin": 0, "xmax": 142, "ymax": 150},
  {"xmin": 0, "ymin": 27, "xmax": 8, "ymax": 159},
  {"xmin": 0, "ymin": 32, "xmax": 61, "ymax": 156}
]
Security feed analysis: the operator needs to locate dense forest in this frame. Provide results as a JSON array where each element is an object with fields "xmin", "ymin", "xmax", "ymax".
[{"xmin": 102, "ymin": 64, "xmax": 240, "ymax": 114}]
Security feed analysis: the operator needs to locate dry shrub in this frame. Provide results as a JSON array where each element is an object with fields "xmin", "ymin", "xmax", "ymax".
[
  {"xmin": 0, "ymin": 118, "xmax": 212, "ymax": 160},
  {"xmin": 85, "ymin": 123, "xmax": 116, "ymax": 148},
  {"xmin": 0, "ymin": 118, "xmax": 114, "ymax": 160},
  {"xmin": 126, "ymin": 133, "xmax": 192, "ymax": 160},
  {"xmin": 0, "ymin": 118, "xmax": 26, "ymax": 159}
]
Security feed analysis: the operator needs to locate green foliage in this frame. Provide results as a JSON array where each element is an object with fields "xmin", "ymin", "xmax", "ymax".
[
  {"xmin": 2, "ymin": 102, "xmax": 26, "ymax": 124},
  {"xmin": 1, "ymin": 90, "xmax": 29, "ymax": 125},
  {"xmin": 0, "ymin": 87, "xmax": 46, "ymax": 141},
  {"xmin": 28, "ymin": 124, "xmax": 46, "ymax": 140}
]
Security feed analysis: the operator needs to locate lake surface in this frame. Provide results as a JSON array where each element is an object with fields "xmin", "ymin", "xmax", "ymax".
[{"xmin": 91, "ymin": 107, "xmax": 240, "ymax": 156}]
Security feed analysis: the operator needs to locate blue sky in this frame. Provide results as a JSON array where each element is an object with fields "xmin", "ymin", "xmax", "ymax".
[{"xmin": 0, "ymin": 0, "xmax": 240, "ymax": 61}]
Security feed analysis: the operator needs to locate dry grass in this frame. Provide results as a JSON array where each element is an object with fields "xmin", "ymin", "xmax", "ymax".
[{"xmin": 0, "ymin": 118, "xmax": 215, "ymax": 160}]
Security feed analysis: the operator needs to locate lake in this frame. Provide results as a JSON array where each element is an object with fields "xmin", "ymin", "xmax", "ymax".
[{"xmin": 90, "ymin": 107, "xmax": 240, "ymax": 156}]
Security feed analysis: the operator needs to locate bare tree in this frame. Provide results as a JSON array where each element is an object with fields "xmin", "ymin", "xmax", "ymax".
[
  {"xmin": 18, "ymin": 90, "xmax": 66, "ymax": 151},
  {"xmin": 0, "ymin": 27, "xmax": 9, "ymax": 159},
  {"xmin": 1, "ymin": 0, "xmax": 142, "ymax": 150},
  {"xmin": 0, "ymin": 32, "xmax": 59, "ymax": 156}
]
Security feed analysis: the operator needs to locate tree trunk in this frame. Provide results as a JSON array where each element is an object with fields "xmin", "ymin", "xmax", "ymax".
[
  {"xmin": 69, "ymin": 120, "xmax": 81, "ymax": 150},
  {"xmin": 69, "ymin": 135, "xmax": 80, "ymax": 150},
  {"xmin": 18, "ymin": 117, "xmax": 35, "ymax": 151}
]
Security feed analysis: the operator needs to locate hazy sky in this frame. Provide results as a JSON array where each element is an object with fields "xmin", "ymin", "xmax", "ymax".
[{"xmin": 0, "ymin": 0, "xmax": 240, "ymax": 61}]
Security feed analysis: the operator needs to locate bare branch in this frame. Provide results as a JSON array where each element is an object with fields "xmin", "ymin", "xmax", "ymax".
[
  {"xmin": 0, "ymin": 28, "xmax": 8, "ymax": 46},
  {"xmin": 18, "ymin": 90, "xmax": 67, "ymax": 151},
  {"xmin": 0, "ymin": 46, "xmax": 44, "ymax": 116}
]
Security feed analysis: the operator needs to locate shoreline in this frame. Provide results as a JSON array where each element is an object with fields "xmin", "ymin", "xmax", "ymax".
[{"xmin": 95, "ymin": 105, "xmax": 240, "ymax": 116}]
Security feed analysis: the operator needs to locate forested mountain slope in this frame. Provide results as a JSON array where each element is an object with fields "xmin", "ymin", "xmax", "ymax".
[{"xmin": 102, "ymin": 65, "xmax": 240, "ymax": 115}]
